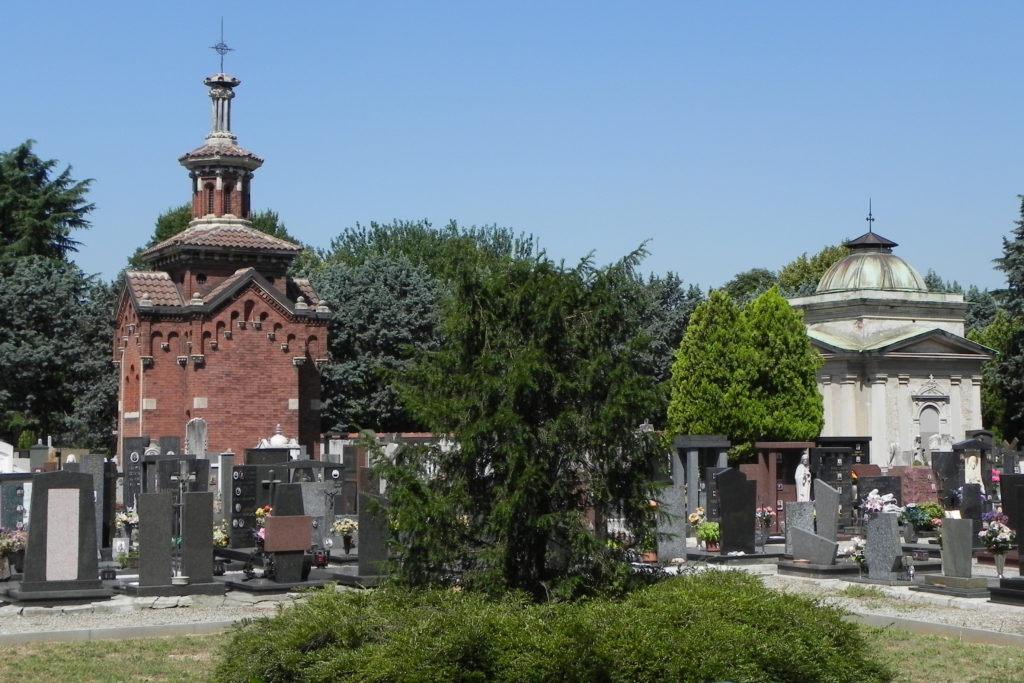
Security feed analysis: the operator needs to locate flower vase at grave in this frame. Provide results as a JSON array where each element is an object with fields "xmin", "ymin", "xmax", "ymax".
[
  {"xmin": 213, "ymin": 559, "xmax": 227, "ymax": 576},
  {"xmin": 995, "ymin": 553, "xmax": 1007, "ymax": 579},
  {"xmin": 342, "ymin": 534, "xmax": 354, "ymax": 555},
  {"xmin": 755, "ymin": 527, "xmax": 767, "ymax": 553}
]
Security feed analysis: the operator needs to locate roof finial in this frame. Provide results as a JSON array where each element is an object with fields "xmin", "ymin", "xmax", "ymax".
[
  {"xmin": 210, "ymin": 17, "xmax": 234, "ymax": 73},
  {"xmin": 865, "ymin": 198, "xmax": 875, "ymax": 234}
]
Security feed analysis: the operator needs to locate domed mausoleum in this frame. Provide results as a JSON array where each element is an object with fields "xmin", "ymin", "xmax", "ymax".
[{"xmin": 788, "ymin": 228, "xmax": 993, "ymax": 466}]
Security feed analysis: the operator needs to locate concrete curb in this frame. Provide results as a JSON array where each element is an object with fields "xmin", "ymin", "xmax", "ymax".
[
  {"xmin": 0, "ymin": 619, "xmax": 240, "ymax": 645},
  {"xmin": 845, "ymin": 612, "xmax": 1024, "ymax": 647}
]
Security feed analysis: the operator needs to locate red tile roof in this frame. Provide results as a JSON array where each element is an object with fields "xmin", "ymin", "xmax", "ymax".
[
  {"xmin": 178, "ymin": 143, "xmax": 264, "ymax": 163},
  {"xmin": 125, "ymin": 271, "xmax": 184, "ymax": 306},
  {"xmin": 292, "ymin": 278, "xmax": 321, "ymax": 306},
  {"xmin": 142, "ymin": 223, "xmax": 303, "ymax": 257}
]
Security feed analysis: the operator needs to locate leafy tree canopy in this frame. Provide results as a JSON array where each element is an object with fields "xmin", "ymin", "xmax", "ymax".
[
  {"xmin": 668, "ymin": 287, "xmax": 822, "ymax": 459},
  {"xmin": 721, "ymin": 267, "xmax": 777, "ymax": 305},
  {"xmin": 0, "ymin": 256, "xmax": 116, "ymax": 450},
  {"xmin": 0, "ymin": 140, "xmax": 93, "ymax": 265},
  {"xmin": 377, "ymin": 247, "xmax": 664, "ymax": 599},
  {"xmin": 969, "ymin": 308, "xmax": 1018, "ymax": 443},
  {"xmin": 777, "ymin": 243, "xmax": 850, "ymax": 296}
]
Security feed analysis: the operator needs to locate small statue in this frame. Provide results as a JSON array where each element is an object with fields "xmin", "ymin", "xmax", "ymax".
[{"xmin": 795, "ymin": 451, "xmax": 812, "ymax": 502}]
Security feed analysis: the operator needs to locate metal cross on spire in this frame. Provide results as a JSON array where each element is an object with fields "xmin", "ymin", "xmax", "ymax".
[
  {"xmin": 865, "ymin": 199, "xmax": 875, "ymax": 233},
  {"xmin": 210, "ymin": 18, "xmax": 234, "ymax": 72}
]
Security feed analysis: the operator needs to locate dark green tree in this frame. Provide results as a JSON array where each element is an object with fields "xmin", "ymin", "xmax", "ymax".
[
  {"xmin": 667, "ymin": 290, "xmax": 754, "ymax": 444},
  {"xmin": 636, "ymin": 273, "xmax": 704, "ymax": 391},
  {"xmin": 0, "ymin": 140, "xmax": 93, "ymax": 265},
  {"xmin": 667, "ymin": 288, "xmax": 822, "ymax": 458},
  {"xmin": 721, "ymin": 267, "xmax": 777, "ymax": 305},
  {"xmin": 742, "ymin": 287, "xmax": 823, "ymax": 444},
  {"xmin": 378, "ymin": 248, "xmax": 664, "ymax": 599},
  {"xmin": 964, "ymin": 285, "xmax": 1000, "ymax": 334},
  {"xmin": 312, "ymin": 253, "xmax": 441, "ymax": 433},
  {"xmin": 0, "ymin": 257, "xmax": 116, "ymax": 450},
  {"xmin": 777, "ymin": 244, "xmax": 850, "ymax": 296},
  {"xmin": 992, "ymin": 196, "xmax": 1024, "ymax": 442},
  {"xmin": 969, "ymin": 309, "xmax": 1018, "ymax": 442},
  {"xmin": 923, "ymin": 268, "xmax": 963, "ymax": 294}
]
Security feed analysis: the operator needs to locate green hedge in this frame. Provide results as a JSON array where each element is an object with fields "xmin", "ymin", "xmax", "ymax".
[{"xmin": 212, "ymin": 571, "xmax": 891, "ymax": 682}]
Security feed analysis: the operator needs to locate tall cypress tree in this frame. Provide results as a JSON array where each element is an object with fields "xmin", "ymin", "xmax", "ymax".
[{"xmin": 993, "ymin": 196, "xmax": 1024, "ymax": 443}]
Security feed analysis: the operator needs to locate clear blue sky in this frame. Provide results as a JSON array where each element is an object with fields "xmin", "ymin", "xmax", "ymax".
[{"xmin": 4, "ymin": 2, "xmax": 1020, "ymax": 291}]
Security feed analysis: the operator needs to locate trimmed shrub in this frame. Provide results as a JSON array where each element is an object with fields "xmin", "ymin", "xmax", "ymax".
[{"xmin": 212, "ymin": 572, "xmax": 892, "ymax": 682}]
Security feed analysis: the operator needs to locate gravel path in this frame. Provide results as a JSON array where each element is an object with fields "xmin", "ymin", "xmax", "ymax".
[{"xmin": 3, "ymin": 562, "xmax": 1024, "ymax": 643}]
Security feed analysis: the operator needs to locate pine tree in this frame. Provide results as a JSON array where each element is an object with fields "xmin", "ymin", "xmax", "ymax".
[{"xmin": 992, "ymin": 196, "xmax": 1024, "ymax": 442}]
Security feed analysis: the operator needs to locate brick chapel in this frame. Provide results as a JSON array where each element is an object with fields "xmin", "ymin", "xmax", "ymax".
[{"xmin": 114, "ymin": 69, "xmax": 329, "ymax": 463}]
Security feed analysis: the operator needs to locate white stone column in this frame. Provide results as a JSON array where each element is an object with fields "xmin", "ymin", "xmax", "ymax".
[
  {"xmin": 968, "ymin": 376, "xmax": 984, "ymax": 431},
  {"xmin": 870, "ymin": 374, "xmax": 888, "ymax": 465},
  {"xmin": 949, "ymin": 375, "xmax": 963, "ymax": 439},
  {"xmin": 897, "ymin": 374, "xmax": 911, "ymax": 456},
  {"xmin": 820, "ymin": 374, "xmax": 834, "ymax": 436},
  {"xmin": 840, "ymin": 374, "xmax": 858, "ymax": 435}
]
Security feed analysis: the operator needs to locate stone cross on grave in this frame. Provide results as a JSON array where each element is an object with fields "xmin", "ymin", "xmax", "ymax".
[{"xmin": 260, "ymin": 468, "xmax": 283, "ymax": 508}]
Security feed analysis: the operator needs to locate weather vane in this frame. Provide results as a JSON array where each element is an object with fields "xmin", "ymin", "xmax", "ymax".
[
  {"xmin": 865, "ymin": 199, "xmax": 875, "ymax": 233},
  {"xmin": 210, "ymin": 18, "xmax": 234, "ymax": 72}
]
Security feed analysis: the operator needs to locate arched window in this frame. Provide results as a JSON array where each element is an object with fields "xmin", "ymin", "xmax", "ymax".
[
  {"xmin": 223, "ymin": 183, "xmax": 233, "ymax": 215},
  {"xmin": 205, "ymin": 183, "xmax": 215, "ymax": 215}
]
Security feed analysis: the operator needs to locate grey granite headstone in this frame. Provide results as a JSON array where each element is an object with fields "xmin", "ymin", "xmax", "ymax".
[
  {"xmin": 217, "ymin": 452, "xmax": 235, "ymax": 524},
  {"xmin": 79, "ymin": 454, "xmax": 108, "ymax": 552},
  {"xmin": 139, "ymin": 492, "xmax": 174, "ymax": 587},
  {"xmin": 358, "ymin": 467, "xmax": 389, "ymax": 576},
  {"xmin": 19, "ymin": 471, "xmax": 104, "ymax": 593},
  {"xmin": 185, "ymin": 418, "xmax": 207, "ymax": 460},
  {"xmin": 790, "ymin": 527, "xmax": 838, "ymax": 565},
  {"xmin": 866, "ymin": 513, "xmax": 902, "ymax": 581},
  {"xmin": 300, "ymin": 481, "xmax": 336, "ymax": 545},
  {"xmin": 813, "ymin": 479, "xmax": 840, "ymax": 542},
  {"xmin": 941, "ymin": 517, "xmax": 974, "ymax": 579},
  {"xmin": 182, "ymin": 491, "xmax": 214, "ymax": 584},
  {"xmin": 784, "ymin": 501, "xmax": 814, "ymax": 556},
  {"xmin": 656, "ymin": 451, "xmax": 687, "ymax": 561},
  {"xmin": 716, "ymin": 468, "xmax": 756, "ymax": 554}
]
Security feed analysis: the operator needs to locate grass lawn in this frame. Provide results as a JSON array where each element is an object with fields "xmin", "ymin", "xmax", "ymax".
[{"xmin": 0, "ymin": 627, "xmax": 1022, "ymax": 682}]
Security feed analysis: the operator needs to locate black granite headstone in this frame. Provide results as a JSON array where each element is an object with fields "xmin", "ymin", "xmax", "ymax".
[
  {"xmin": 229, "ymin": 465, "xmax": 260, "ymax": 547},
  {"xmin": 959, "ymin": 483, "xmax": 984, "ymax": 545},
  {"xmin": 245, "ymin": 449, "xmax": 290, "ymax": 466},
  {"xmin": 182, "ymin": 491, "xmax": 214, "ymax": 584},
  {"xmin": 122, "ymin": 435, "xmax": 148, "ymax": 511},
  {"xmin": 809, "ymin": 447, "xmax": 855, "ymax": 527},
  {"xmin": 0, "ymin": 476, "xmax": 29, "ymax": 530},
  {"xmin": 704, "ymin": 467, "xmax": 729, "ymax": 523},
  {"xmin": 715, "ymin": 468, "xmax": 756, "ymax": 554},
  {"xmin": 858, "ymin": 476, "xmax": 902, "ymax": 506},
  {"xmin": 930, "ymin": 451, "xmax": 962, "ymax": 508},
  {"xmin": 269, "ymin": 483, "xmax": 307, "ymax": 582},
  {"xmin": 159, "ymin": 436, "xmax": 181, "ymax": 455},
  {"xmin": 1000, "ymin": 474, "xmax": 1024, "ymax": 532},
  {"xmin": 18, "ymin": 471, "xmax": 107, "ymax": 596},
  {"xmin": 139, "ymin": 492, "xmax": 174, "ymax": 587},
  {"xmin": 358, "ymin": 467, "xmax": 389, "ymax": 576}
]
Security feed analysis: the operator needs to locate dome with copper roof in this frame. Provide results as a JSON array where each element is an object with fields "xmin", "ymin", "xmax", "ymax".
[{"xmin": 816, "ymin": 230, "xmax": 928, "ymax": 293}]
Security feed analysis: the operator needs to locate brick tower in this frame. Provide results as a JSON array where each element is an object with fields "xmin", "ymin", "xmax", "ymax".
[{"xmin": 114, "ymin": 69, "xmax": 330, "ymax": 462}]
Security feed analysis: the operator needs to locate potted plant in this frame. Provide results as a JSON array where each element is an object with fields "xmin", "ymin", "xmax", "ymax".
[
  {"xmin": 0, "ymin": 528, "xmax": 27, "ymax": 580},
  {"xmin": 696, "ymin": 521, "xmax": 720, "ymax": 551},
  {"xmin": 212, "ymin": 521, "xmax": 230, "ymax": 575}
]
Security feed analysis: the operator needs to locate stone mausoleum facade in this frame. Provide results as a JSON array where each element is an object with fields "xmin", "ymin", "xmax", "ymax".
[
  {"xmin": 789, "ymin": 229, "xmax": 992, "ymax": 467},
  {"xmin": 114, "ymin": 70, "xmax": 329, "ymax": 462}
]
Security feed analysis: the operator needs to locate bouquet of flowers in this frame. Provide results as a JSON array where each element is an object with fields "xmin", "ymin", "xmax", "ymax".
[
  {"xmin": 848, "ymin": 536, "xmax": 866, "ymax": 568},
  {"xmin": 254, "ymin": 505, "xmax": 272, "ymax": 527},
  {"xmin": 115, "ymin": 507, "xmax": 139, "ymax": 530},
  {"xmin": 331, "ymin": 518, "xmax": 358, "ymax": 536},
  {"xmin": 0, "ymin": 528, "xmax": 27, "ymax": 557},
  {"xmin": 861, "ymin": 489, "xmax": 901, "ymax": 515},
  {"xmin": 687, "ymin": 507, "xmax": 706, "ymax": 526},
  {"xmin": 212, "ymin": 521, "xmax": 229, "ymax": 548},
  {"xmin": 755, "ymin": 506, "xmax": 775, "ymax": 527},
  {"xmin": 979, "ymin": 519, "xmax": 1016, "ymax": 554}
]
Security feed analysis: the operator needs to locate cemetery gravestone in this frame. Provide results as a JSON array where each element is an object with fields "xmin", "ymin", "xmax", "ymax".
[
  {"xmin": 999, "ymin": 474, "xmax": 1024, "ymax": 532},
  {"xmin": 809, "ymin": 448, "xmax": 855, "ymax": 527},
  {"xmin": 65, "ymin": 454, "xmax": 107, "ymax": 552},
  {"xmin": 656, "ymin": 451, "xmax": 687, "ymax": 561},
  {"xmin": 358, "ymin": 467, "xmax": 389, "ymax": 577},
  {"xmin": 958, "ymin": 483, "xmax": 984, "ymax": 544},
  {"xmin": 790, "ymin": 527, "xmax": 838, "ymax": 565},
  {"xmin": 887, "ymin": 466, "xmax": 939, "ymax": 505},
  {"xmin": 941, "ymin": 517, "xmax": 974, "ymax": 579},
  {"xmin": 930, "ymin": 451, "xmax": 962, "ymax": 508},
  {"xmin": 715, "ymin": 468, "xmax": 756, "ymax": 554},
  {"xmin": 858, "ymin": 476, "xmax": 902, "ymax": 506},
  {"xmin": 865, "ymin": 513, "xmax": 902, "ymax": 581},
  {"xmin": 217, "ymin": 453, "xmax": 235, "ymax": 524},
  {"xmin": 814, "ymin": 479, "xmax": 840, "ymax": 542},
  {"xmin": 138, "ymin": 492, "xmax": 174, "ymax": 588},
  {"xmin": 784, "ymin": 501, "xmax": 814, "ymax": 556},
  {"xmin": 13, "ymin": 471, "xmax": 111, "ymax": 600},
  {"xmin": 182, "ymin": 491, "xmax": 214, "ymax": 585},
  {"xmin": 267, "ymin": 482, "xmax": 310, "ymax": 583},
  {"xmin": 122, "ymin": 435, "xmax": 148, "ymax": 511}
]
